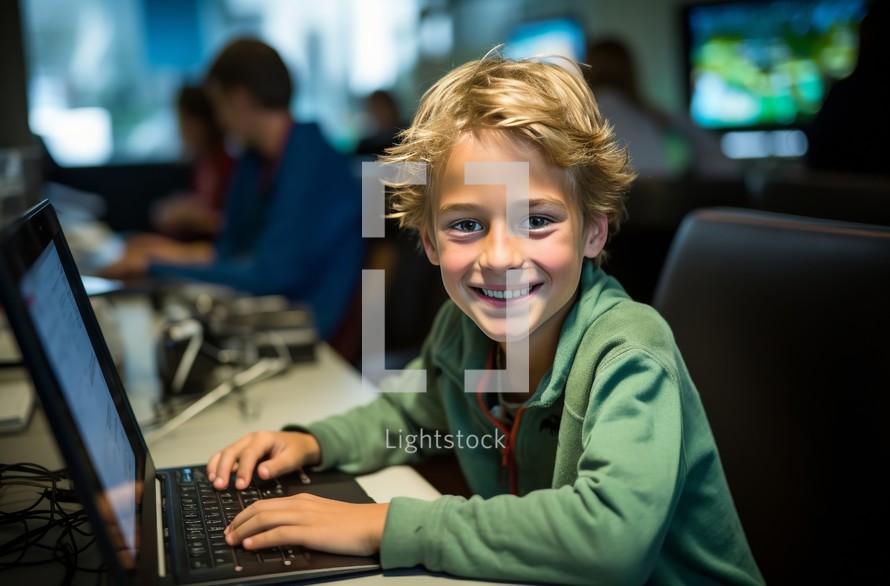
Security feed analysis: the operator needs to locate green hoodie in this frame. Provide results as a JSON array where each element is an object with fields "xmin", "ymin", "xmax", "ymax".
[{"xmin": 293, "ymin": 262, "xmax": 764, "ymax": 585}]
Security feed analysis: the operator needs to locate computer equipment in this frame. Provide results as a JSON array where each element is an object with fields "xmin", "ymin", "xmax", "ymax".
[{"xmin": 0, "ymin": 200, "xmax": 380, "ymax": 585}]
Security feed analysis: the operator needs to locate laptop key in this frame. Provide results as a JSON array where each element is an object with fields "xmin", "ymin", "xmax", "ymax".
[
  {"xmin": 190, "ymin": 556, "xmax": 212, "ymax": 570},
  {"xmin": 211, "ymin": 547, "xmax": 235, "ymax": 566},
  {"xmin": 233, "ymin": 548, "xmax": 259, "ymax": 568},
  {"xmin": 260, "ymin": 548, "xmax": 283, "ymax": 563}
]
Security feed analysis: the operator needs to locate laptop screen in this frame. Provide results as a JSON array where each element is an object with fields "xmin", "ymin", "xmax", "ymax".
[{"xmin": 20, "ymin": 239, "xmax": 138, "ymax": 557}]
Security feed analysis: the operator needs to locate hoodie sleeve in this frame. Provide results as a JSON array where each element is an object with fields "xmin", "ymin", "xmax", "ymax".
[
  {"xmin": 379, "ymin": 349, "xmax": 686, "ymax": 586},
  {"xmin": 284, "ymin": 357, "xmax": 453, "ymax": 474},
  {"xmin": 283, "ymin": 302, "xmax": 465, "ymax": 474}
]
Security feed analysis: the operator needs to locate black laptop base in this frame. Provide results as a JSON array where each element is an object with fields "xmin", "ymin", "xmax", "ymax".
[{"xmin": 160, "ymin": 467, "xmax": 379, "ymax": 585}]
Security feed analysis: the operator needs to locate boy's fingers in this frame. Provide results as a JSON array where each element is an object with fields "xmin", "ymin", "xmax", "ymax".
[
  {"xmin": 213, "ymin": 451, "xmax": 237, "ymax": 489},
  {"xmin": 241, "ymin": 526, "xmax": 304, "ymax": 551},
  {"xmin": 234, "ymin": 445, "xmax": 269, "ymax": 489},
  {"xmin": 209, "ymin": 450, "xmax": 236, "ymax": 488},
  {"xmin": 206, "ymin": 446, "xmax": 238, "ymax": 481},
  {"xmin": 257, "ymin": 453, "xmax": 296, "ymax": 479},
  {"xmin": 227, "ymin": 507, "xmax": 305, "ymax": 545},
  {"xmin": 207, "ymin": 432, "xmax": 305, "ymax": 489},
  {"xmin": 214, "ymin": 433, "xmax": 277, "ymax": 489},
  {"xmin": 206, "ymin": 452, "xmax": 221, "ymax": 481},
  {"xmin": 212, "ymin": 437, "xmax": 252, "ymax": 489}
]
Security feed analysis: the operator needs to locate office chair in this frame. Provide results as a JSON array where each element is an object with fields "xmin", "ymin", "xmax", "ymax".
[{"xmin": 652, "ymin": 208, "xmax": 890, "ymax": 584}]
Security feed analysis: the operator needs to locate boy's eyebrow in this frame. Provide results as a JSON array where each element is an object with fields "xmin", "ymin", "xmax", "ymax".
[
  {"xmin": 527, "ymin": 197, "xmax": 567, "ymax": 210},
  {"xmin": 438, "ymin": 197, "xmax": 567, "ymax": 216},
  {"xmin": 438, "ymin": 202, "xmax": 484, "ymax": 216}
]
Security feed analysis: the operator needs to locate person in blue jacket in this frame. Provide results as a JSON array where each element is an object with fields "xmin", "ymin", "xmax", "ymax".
[{"xmin": 108, "ymin": 38, "xmax": 363, "ymax": 341}]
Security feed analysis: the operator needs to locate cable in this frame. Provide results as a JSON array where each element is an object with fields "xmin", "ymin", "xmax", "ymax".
[{"xmin": 0, "ymin": 462, "xmax": 107, "ymax": 584}]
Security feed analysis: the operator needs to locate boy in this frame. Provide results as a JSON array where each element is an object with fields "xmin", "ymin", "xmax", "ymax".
[{"xmin": 206, "ymin": 56, "xmax": 764, "ymax": 585}]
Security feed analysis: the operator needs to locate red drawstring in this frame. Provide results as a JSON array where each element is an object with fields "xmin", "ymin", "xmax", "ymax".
[{"xmin": 475, "ymin": 351, "xmax": 526, "ymax": 495}]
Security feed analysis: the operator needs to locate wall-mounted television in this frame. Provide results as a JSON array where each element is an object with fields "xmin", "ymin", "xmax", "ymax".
[{"xmin": 683, "ymin": 0, "xmax": 868, "ymax": 130}]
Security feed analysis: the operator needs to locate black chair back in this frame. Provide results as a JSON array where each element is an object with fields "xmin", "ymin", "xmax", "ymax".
[{"xmin": 653, "ymin": 207, "xmax": 890, "ymax": 584}]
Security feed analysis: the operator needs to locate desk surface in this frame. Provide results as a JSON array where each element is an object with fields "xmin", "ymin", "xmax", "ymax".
[{"xmin": 0, "ymin": 296, "xmax": 517, "ymax": 585}]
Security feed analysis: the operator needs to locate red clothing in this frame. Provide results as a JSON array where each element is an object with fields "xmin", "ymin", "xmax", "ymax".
[{"xmin": 192, "ymin": 145, "xmax": 235, "ymax": 211}]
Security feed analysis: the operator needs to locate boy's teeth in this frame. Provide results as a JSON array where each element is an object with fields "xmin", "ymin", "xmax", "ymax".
[{"xmin": 481, "ymin": 286, "xmax": 531, "ymax": 299}]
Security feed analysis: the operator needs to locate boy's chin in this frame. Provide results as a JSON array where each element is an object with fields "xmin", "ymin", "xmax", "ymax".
[{"xmin": 472, "ymin": 316, "xmax": 535, "ymax": 344}]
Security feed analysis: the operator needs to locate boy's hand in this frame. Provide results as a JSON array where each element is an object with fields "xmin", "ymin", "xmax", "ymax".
[
  {"xmin": 224, "ymin": 495, "xmax": 388, "ymax": 557},
  {"xmin": 206, "ymin": 431, "xmax": 321, "ymax": 491}
]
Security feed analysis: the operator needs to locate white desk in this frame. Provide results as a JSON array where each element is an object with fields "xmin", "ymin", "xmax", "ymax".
[
  {"xmin": 0, "ymin": 296, "xmax": 514, "ymax": 585},
  {"xmin": 144, "ymin": 343, "xmax": 444, "ymax": 505}
]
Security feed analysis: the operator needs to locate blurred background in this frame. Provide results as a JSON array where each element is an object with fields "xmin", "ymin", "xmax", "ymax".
[
  {"xmin": 2, "ymin": 0, "xmax": 888, "ymax": 335},
  {"xmin": 2, "ymin": 0, "xmax": 874, "ymax": 163}
]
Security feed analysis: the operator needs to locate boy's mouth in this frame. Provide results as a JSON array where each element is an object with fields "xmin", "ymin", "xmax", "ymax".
[{"xmin": 471, "ymin": 284, "xmax": 542, "ymax": 304}]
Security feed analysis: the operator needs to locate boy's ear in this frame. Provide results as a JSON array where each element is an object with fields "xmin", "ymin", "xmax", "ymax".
[
  {"xmin": 421, "ymin": 230, "xmax": 440, "ymax": 265},
  {"xmin": 583, "ymin": 215, "xmax": 609, "ymax": 259}
]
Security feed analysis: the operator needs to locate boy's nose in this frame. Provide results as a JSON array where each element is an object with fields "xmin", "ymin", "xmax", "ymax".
[{"xmin": 479, "ymin": 226, "xmax": 524, "ymax": 271}]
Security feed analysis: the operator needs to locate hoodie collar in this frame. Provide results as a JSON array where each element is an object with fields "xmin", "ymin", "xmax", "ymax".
[{"xmin": 431, "ymin": 261, "xmax": 629, "ymax": 407}]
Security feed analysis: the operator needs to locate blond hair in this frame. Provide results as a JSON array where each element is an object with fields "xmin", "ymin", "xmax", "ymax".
[{"xmin": 381, "ymin": 55, "xmax": 635, "ymax": 261}]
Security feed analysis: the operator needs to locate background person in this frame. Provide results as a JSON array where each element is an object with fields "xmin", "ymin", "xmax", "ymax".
[
  {"xmin": 151, "ymin": 84, "xmax": 235, "ymax": 240},
  {"xmin": 104, "ymin": 38, "xmax": 364, "ymax": 342},
  {"xmin": 584, "ymin": 37, "xmax": 739, "ymax": 179},
  {"xmin": 354, "ymin": 89, "xmax": 404, "ymax": 157}
]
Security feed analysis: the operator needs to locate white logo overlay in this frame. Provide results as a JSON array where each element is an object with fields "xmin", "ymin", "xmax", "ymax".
[{"xmin": 360, "ymin": 161, "xmax": 531, "ymax": 395}]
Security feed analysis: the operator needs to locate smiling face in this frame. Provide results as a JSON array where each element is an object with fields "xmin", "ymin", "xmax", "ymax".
[{"xmin": 422, "ymin": 131, "xmax": 608, "ymax": 347}]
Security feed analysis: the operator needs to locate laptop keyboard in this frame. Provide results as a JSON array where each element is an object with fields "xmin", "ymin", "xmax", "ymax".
[{"xmin": 174, "ymin": 467, "xmax": 304, "ymax": 573}]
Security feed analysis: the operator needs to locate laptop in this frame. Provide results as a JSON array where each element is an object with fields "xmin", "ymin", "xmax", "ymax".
[{"xmin": 0, "ymin": 200, "xmax": 380, "ymax": 585}]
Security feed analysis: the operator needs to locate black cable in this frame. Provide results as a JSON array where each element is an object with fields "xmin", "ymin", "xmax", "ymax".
[{"xmin": 0, "ymin": 462, "xmax": 107, "ymax": 584}]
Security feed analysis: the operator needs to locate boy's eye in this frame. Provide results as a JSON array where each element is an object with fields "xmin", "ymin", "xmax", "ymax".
[
  {"xmin": 450, "ymin": 220, "xmax": 483, "ymax": 233},
  {"xmin": 520, "ymin": 215, "xmax": 553, "ymax": 230}
]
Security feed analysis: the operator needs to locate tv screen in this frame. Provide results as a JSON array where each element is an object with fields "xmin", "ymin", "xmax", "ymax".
[
  {"xmin": 684, "ymin": 0, "xmax": 867, "ymax": 130},
  {"xmin": 505, "ymin": 17, "xmax": 586, "ymax": 63}
]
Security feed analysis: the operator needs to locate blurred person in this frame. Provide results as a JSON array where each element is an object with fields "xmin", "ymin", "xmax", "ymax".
[
  {"xmin": 808, "ymin": 1, "xmax": 890, "ymax": 176},
  {"xmin": 115, "ymin": 85, "xmax": 236, "ymax": 273},
  {"xmin": 584, "ymin": 37, "xmax": 739, "ymax": 179},
  {"xmin": 354, "ymin": 89, "xmax": 404, "ymax": 156},
  {"xmin": 103, "ymin": 38, "xmax": 363, "ymax": 341},
  {"xmin": 151, "ymin": 84, "xmax": 235, "ymax": 240}
]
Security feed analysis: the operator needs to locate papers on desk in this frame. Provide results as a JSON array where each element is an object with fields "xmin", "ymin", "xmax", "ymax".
[
  {"xmin": 0, "ymin": 314, "xmax": 20, "ymax": 366},
  {"xmin": 81, "ymin": 275, "xmax": 124, "ymax": 296},
  {"xmin": 0, "ymin": 377, "xmax": 35, "ymax": 433},
  {"xmin": 356, "ymin": 466, "xmax": 442, "ymax": 503},
  {"xmin": 0, "ymin": 316, "xmax": 33, "ymax": 432}
]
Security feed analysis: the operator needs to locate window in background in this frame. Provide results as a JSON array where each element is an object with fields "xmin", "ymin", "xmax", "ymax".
[
  {"xmin": 22, "ymin": 0, "xmax": 427, "ymax": 166},
  {"xmin": 504, "ymin": 17, "xmax": 586, "ymax": 63}
]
